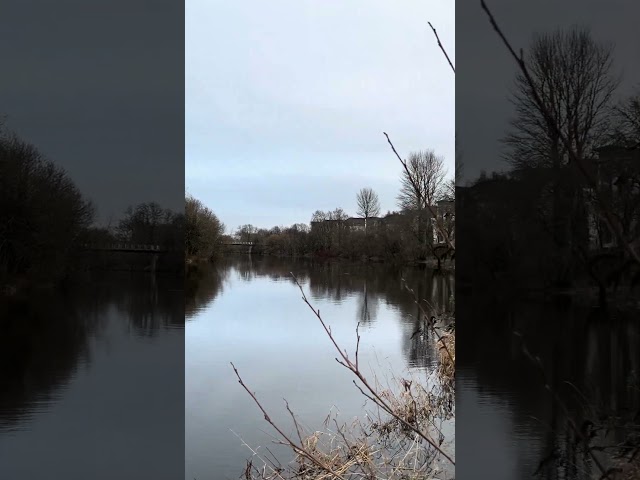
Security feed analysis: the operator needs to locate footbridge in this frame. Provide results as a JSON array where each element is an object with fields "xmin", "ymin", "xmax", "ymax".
[
  {"xmin": 222, "ymin": 241, "xmax": 255, "ymax": 254},
  {"xmin": 78, "ymin": 243, "xmax": 171, "ymax": 272},
  {"xmin": 80, "ymin": 243, "xmax": 168, "ymax": 253}
]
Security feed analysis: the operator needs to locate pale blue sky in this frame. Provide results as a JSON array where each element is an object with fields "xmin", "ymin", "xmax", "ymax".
[{"xmin": 186, "ymin": 1, "xmax": 455, "ymax": 232}]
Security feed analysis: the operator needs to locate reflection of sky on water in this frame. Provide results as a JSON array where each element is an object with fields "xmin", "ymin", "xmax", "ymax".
[
  {"xmin": 458, "ymin": 292, "xmax": 640, "ymax": 479},
  {"xmin": 0, "ymin": 308, "xmax": 184, "ymax": 480},
  {"xmin": 186, "ymin": 258, "xmax": 453, "ymax": 480},
  {"xmin": 0, "ymin": 274, "xmax": 185, "ymax": 480},
  {"xmin": 457, "ymin": 371, "xmax": 545, "ymax": 479}
]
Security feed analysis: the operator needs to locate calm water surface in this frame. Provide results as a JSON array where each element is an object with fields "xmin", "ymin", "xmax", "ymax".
[
  {"xmin": 185, "ymin": 256, "xmax": 454, "ymax": 480},
  {"xmin": 0, "ymin": 272, "xmax": 184, "ymax": 479},
  {"xmin": 457, "ymin": 294, "xmax": 640, "ymax": 479}
]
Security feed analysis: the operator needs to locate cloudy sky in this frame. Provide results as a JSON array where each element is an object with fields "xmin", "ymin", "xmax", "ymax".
[
  {"xmin": 457, "ymin": 0, "xmax": 640, "ymax": 182},
  {"xmin": 1, "ymin": 0, "xmax": 184, "ymax": 226},
  {"xmin": 186, "ymin": 1, "xmax": 455, "ymax": 232}
]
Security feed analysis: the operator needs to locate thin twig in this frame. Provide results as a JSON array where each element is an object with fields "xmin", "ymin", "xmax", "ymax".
[
  {"xmin": 290, "ymin": 273, "xmax": 455, "ymax": 466},
  {"xmin": 513, "ymin": 332, "xmax": 611, "ymax": 478},
  {"xmin": 401, "ymin": 279, "xmax": 455, "ymax": 366},
  {"xmin": 428, "ymin": 22, "xmax": 455, "ymax": 74},
  {"xmin": 230, "ymin": 362, "xmax": 345, "ymax": 479},
  {"xmin": 383, "ymin": 132, "xmax": 456, "ymax": 252},
  {"xmin": 480, "ymin": 0, "xmax": 640, "ymax": 267}
]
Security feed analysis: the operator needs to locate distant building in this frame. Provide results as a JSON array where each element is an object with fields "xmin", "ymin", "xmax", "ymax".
[
  {"xmin": 585, "ymin": 144, "xmax": 640, "ymax": 250},
  {"xmin": 344, "ymin": 217, "xmax": 382, "ymax": 231},
  {"xmin": 310, "ymin": 203, "xmax": 455, "ymax": 244}
]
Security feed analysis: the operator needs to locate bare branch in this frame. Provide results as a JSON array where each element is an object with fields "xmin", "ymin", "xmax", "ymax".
[
  {"xmin": 480, "ymin": 0, "xmax": 640, "ymax": 265},
  {"xmin": 230, "ymin": 362, "xmax": 345, "ymax": 479},
  {"xmin": 384, "ymin": 132, "xmax": 455, "ymax": 252},
  {"xmin": 428, "ymin": 22, "xmax": 455, "ymax": 74},
  {"xmin": 290, "ymin": 273, "xmax": 455, "ymax": 466}
]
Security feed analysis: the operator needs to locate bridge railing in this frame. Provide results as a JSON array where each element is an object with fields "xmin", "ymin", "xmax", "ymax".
[
  {"xmin": 81, "ymin": 243, "xmax": 163, "ymax": 251},
  {"xmin": 222, "ymin": 241, "xmax": 255, "ymax": 246}
]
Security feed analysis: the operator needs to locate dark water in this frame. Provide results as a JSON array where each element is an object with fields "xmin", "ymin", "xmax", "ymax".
[
  {"xmin": 0, "ymin": 273, "xmax": 184, "ymax": 479},
  {"xmin": 185, "ymin": 256, "xmax": 455, "ymax": 480},
  {"xmin": 458, "ymin": 294, "xmax": 640, "ymax": 479}
]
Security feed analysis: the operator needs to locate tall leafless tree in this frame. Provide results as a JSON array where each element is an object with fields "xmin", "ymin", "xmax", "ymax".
[
  {"xmin": 503, "ymin": 28, "xmax": 619, "ymax": 170},
  {"xmin": 501, "ymin": 27, "xmax": 620, "ymax": 280},
  {"xmin": 397, "ymin": 150, "xmax": 447, "ymax": 211},
  {"xmin": 356, "ymin": 187, "xmax": 381, "ymax": 233},
  {"xmin": 396, "ymin": 150, "xmax": 447, "ymax": 249}
]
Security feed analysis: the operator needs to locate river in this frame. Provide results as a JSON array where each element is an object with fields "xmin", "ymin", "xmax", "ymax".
[
  {"xmin": 2, "ymin": 257, "xmax": 627, "ymax": 479},
  {"xmin": 185, "ymin": 256, "xmax": 455, "ymax": 479},
  {"xmin": 457, "ymin": 293, "xmax": 640, "ymax": 479},
  {"xmin": 0, "ymin": 272, "xmax": 184, "ymax": 479}
]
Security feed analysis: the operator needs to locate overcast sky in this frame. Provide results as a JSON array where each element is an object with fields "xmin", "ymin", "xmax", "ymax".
[
  {"xmin": 186, "ymin": 1, "xmax": 455, "ymax": 232},
  {"xmin": 1, "ymin": 1, "xmax": 184, "ymax": 226},
  {"xmin": 457, "ymin": 0, "xmax": 640, "ymax": 183}
]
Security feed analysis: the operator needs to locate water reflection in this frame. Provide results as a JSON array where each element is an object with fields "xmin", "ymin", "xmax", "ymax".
[
  {"xmin": 0, "ymin": 272, "xmax": 184, "ymax": 480},
  {"xmin": 186, "ymin": 257, "xmax": 454, "ymax": 370},
  {"xmin": 185, "ymin": 263, "xmax": 229, "ymax": 317},
  {"xmin": 185, "ymin": 256, "xmax": 454, "ymax": 479},
  {"xmin": 0, "ymin": 288, "xmax": 102, "ymax": 432},
  {"xmin": 458, "ymin": 294, "xmax": 640, "ymax": 479}
]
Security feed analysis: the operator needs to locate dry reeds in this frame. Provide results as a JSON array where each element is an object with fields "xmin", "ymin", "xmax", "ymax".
[{"xmin": 231, "ymin": 275, "xmax": 456, "ymax": 480}]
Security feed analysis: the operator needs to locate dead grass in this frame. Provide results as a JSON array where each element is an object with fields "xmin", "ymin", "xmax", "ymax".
[{"xmin": 232, "ymin": 277, "xmax": 456, "ymax": 480}]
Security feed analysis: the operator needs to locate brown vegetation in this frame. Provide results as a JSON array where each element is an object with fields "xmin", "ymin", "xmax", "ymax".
[
  {"xmin": 185, "ymin": 194, "xmax": 225, "ymax": 263},
  {"xmin": 232, "ymin": 275, "xmax": 455, "ymax": 480}
]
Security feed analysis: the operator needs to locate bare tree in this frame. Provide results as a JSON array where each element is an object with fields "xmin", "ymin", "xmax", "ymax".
[
  {"xmin": 503, "ymin": 28, "xmax": 619, "ymax": 170},
  {"xmin": 443, "ymin": 177, "xmax": 455, "ymax": 202},
  {"xmin": 356, "ymin": 187, "xmax": 381, "ymax": 233},
  {"xmin": 235, "ymin": 224, "xmax": 257, "ymax": 242},
  {"xmin": 611, "ymin": 89, "xmax": 640, "ymax": 147},
  {"xmin": 397, "ymin": 150, "xmax": 447, "ymax": 211},
  {"xmin": 480, "ymin": 4, "xmax": 640, "ymax": 477},
  {"xmin": 329, "ymin": 207, "xmax": 349, "ymax": 249},
  {"xmin": 0, "ymin": 132, "xmax": 94, "ymax": 281},
  {"xmin": 500, "ymin": 27, "xmax": 622, "ymax": 281},
  {"xmin": 117, "ymin": 201, "xmax": 180, "ymax": 246},
  {"xmin": 396, "ymin": 150, "xmax": 447, "ymax": 248}
]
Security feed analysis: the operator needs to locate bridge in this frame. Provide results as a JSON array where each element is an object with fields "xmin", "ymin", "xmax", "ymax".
[
  {"xmin": 78, "ymin": 243, "xmax": 173, "ymax": 273},
  {"xmin": 222, "ymin": 241, "xmax": 255, "ymax": 254},
  {"xmin": 80, "ymin": 243, "xmax": 168, "ymax": 253}
]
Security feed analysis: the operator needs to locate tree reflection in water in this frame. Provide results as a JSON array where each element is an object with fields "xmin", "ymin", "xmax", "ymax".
[{"xmin": 0, "ymin": 271, "xmax": 183, "ymax": 433}]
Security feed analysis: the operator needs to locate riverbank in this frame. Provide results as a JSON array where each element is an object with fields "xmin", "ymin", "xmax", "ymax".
[
  {"xmin": 238, "ymin": 316, "xmax": 456, "ymax": 480},
  {"xmin": 221, "ymin": 249, "xmax": 455, "ymax": 271},
  {"xmin": 1, "ymin": 254, "xmax": 183, "ymax": 301}
]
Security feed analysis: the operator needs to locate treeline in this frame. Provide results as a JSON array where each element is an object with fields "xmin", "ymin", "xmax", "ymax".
[
  {"xmin": 229, "ymin": 150, "xmax": 455, "ymax": 266},
  {"xmin": 81, "ymin": 202, "xmax": 184, "ymax": 250},
  {"xmin": 185, "ymin": 194, "xmax": 225, "ymax": 263},
  {"xmin": 231, "ymin": 211, "xmax": 451, "ymax": 265},
  {"xmin": 0, "ymin": 126, "xmax": 184, "ymax": 291},
  {"xmin": 0, "ymin": 130, "xmax": 94, "ymax": 288},
  {"xmin": 458, "ymin": 27, "xmax": 640, "ymax": 299}
]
